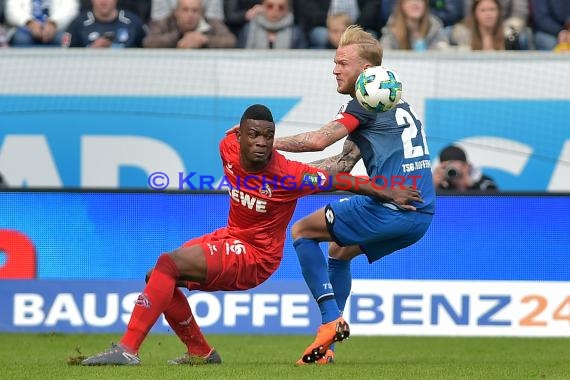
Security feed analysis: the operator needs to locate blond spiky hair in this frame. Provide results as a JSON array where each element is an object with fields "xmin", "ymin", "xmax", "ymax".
[{"xmin": 338, "ymin": 25, "xmax": 383, "ymax": 66}]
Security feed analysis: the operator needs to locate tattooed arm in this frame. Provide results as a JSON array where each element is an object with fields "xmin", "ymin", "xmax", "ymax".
[
  {"xmin": 309, "ymin": 138, "xmax": 362, "ymax": 175},
  {"xmin": 274, "ymin": 121, "xmax": 349, "ymax": 152}
]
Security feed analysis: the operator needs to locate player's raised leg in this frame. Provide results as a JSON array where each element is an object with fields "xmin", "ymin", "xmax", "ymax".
[
  {"xmin": 291, "ymin": 208, "xmax": 350, "ymax": 365},
  {"xmin": 81, "ymin": 245, "xmax": 208, "ymax": 366}
]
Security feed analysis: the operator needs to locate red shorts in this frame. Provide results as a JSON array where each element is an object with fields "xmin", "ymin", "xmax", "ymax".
[{"xmin": 181, "ymin": 228, "xmax": 275, "ymax": 292}]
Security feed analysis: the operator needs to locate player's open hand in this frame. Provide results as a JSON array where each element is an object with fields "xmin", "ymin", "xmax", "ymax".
[{"xmin": 384, "ymin": 186, "xmax": 423, "ymax": 211}]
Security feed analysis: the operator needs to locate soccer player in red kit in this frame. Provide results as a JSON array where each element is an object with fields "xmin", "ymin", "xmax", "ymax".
[{"xmin": 81, "ymin": 104, "xmax": 422, "ymax": 366}]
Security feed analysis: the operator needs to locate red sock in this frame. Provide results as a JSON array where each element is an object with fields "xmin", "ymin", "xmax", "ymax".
[
  {"xmin": 164, "ymin": 288, "xmax": 213, "ymax": 357},
  {"xmin": 121, "ymin": 254, "xmax": 179, "ymax": 353}
]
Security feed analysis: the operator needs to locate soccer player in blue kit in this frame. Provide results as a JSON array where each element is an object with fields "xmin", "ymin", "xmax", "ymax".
[{"xmin": 274, "ymin": 25, "xmax": 436, "ymax": 365}]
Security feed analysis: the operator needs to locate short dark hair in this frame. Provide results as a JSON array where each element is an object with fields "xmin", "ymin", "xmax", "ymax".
[
  {"xmin": 240, "ymin": 104, "xmax": 274, "ymax": 124},
  {"xmin": 439, "ymin": 145, "xmax": 467, "ymax": 162}
]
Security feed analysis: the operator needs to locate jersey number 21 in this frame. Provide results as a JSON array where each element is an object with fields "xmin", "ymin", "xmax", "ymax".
[{"xmin": 397, "ymin": 107, "xmax": 430, "ymax": 159}]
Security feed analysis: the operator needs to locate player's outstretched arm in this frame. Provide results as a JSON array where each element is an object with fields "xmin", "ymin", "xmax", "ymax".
[
  {"xmin": 328, "ymin": 173, "xmax": 423, "ymax": 211},
  {"xmin": 309, "ymin": 138, "xmax": 361, "ymax": 174},
  {"xmin": 274, "ymin": 121, "xmax": 349, "ymax": 152}
]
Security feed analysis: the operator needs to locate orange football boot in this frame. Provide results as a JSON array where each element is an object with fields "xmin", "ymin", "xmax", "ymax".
[
  {"xmin": 295, "ymin": 348, "xmax": 335, "ymax": 366},
  {"xmin": 316, "ymin": 349, "xmax": 335, "ymax": 364},
  {"xmin": 297, "ymin": 317, "xmax": 349, "ymax": 364}
]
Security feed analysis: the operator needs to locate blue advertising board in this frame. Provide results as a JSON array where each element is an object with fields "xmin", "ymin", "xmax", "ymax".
[
  {"xmin": 2, "ymin": 96, "xmax": 569, "ymax": 191},
  {"xmin": 426, "ymin": 100, "xmax": 570, "ymax": 191},
  {"xmin": 0, "ymin": 96, "xmax": 299, "ymax": 188},
  {"xmin": 1, "ymin": 192, "xmax": 569, "ymax": 281},
  {"xmin": 1, "ymin": 192, "xmax": 569, "ymax": 334},
  {"xmin": 0, "ymin": 191, "xmax": 570, "ymax": 281}
]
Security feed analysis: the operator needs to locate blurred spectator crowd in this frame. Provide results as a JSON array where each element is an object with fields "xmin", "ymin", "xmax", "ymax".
[{"xmin": 0, "ymin": 0, "xmax": 568, "ymax": 51}]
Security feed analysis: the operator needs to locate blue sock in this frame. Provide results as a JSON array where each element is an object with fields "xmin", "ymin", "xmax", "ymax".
[
  {"xmin": 328, "ymin": 256, "xmax": 352, "ymax": 312},
  {"xmin": 327, "ymin": 257, "xmax": 351, "ymax": 352},
  {"xmin": 293, "ymin": 238, "xmax": 340, "ymax": 324}
]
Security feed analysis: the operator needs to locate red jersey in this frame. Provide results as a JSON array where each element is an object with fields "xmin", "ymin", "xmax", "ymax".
[{"xmin": 219, "ymin": 133, "xmax": 328, "ymax": 272}]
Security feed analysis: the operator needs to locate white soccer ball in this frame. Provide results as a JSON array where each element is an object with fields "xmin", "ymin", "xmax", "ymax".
[{"xmin": 355, "ymin": 66, "xmax": 403, "ymax": 112}]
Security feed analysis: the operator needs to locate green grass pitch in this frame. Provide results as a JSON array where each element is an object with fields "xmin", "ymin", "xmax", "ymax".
[{"xmin": 2, "ymin": 333, "xmax": 569, "ymax": 380}]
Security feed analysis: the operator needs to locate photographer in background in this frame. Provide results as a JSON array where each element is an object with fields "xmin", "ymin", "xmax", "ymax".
[{"xmin": 433, "ymin": 145, "xmax": 498, "ymax": 192}]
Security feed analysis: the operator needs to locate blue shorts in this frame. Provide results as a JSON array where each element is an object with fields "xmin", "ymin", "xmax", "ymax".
[{"xmin": 325, "ymin": 195, "xmax": 433, "ymax": 263}]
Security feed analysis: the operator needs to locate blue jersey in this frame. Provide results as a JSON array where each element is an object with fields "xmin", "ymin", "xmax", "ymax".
[
  {"xmin": 65, "ymin": 10, "xmax": 146, "ymax": 48},
  {"xmin": 342, "ymin": 98, "xmax": 436, "ymax": 214}
]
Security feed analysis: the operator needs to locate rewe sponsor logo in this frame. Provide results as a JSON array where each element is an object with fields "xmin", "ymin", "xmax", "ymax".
[{"xmin": 229, "ymin": 188, "xmax": 267, "ymax": 213}]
